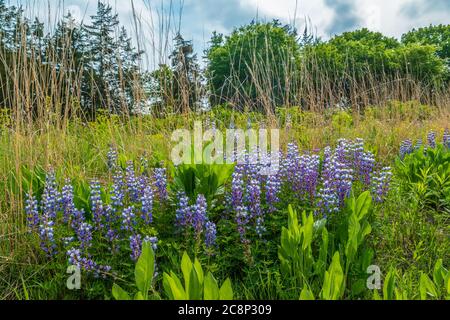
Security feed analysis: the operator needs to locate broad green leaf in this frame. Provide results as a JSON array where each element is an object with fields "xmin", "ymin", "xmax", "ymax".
[
  {"xmin": 135, "ymin": 242, "xmax": 155, "ymax": 298},
  {"xmin": 420, "ymin": 273, "xmax": 439, "ymax": 300},
  {"xmin": 112, "ymin": 284, "xmax": 131, "ymax": 301},
  {"xmin": 321, "ymin": 252, "xmax": 344, "ymax": 300},
  {"xmin": 188, "ymin": 267, "xmax": 202, "ymax": 300},
  {"xmin": 355, "ymin": 191, "xmax": 372, "ymax": 220},
  {"xmin": 163, "ymin": 272, "xmax": 186, "ymax": 300},
  {"xmin": 299, "ymin": 288, "xmax": 315, "ymax": 300},
  {"xmin": 193, "ymin": 258, "xmax": 205, "ymax": 286},
  {"xmin": 181, "ymin": 251, "xmax": 193, "ymax": 291},
  {"xmin": 219, "ymin": 278, "xmax": 233, "ymax": 300},
  {"xmin": 134, "ymin": 292, "xmax": 145, "ymax": 300},
  {"xmin": 204, "ymin": 272, "xmax": 220, "ymax": 300}
]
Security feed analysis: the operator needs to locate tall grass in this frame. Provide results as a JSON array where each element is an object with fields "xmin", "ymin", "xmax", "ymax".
[{"xmin": 0, "ymin": 0, "xmax": 449, "ymax": 299}]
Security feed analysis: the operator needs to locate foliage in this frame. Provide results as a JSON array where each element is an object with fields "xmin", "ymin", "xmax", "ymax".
[
  {"xmin": 206, "ymin": 20, "xmax": 301, "ymax": 110},
  {"xmin": 163, "ymin": 251, "xmax": 233, "ymax": 300},
  {"xmin": 112, "ymin": 242, "xmax": 159, "ymax": 300}
]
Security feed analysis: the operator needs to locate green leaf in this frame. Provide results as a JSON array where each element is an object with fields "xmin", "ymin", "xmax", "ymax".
[
  {"xmin": 135, "ymin": 242, "xmax": 155, "ymax": 299},
  {"xmin": 383, "ymin": 269, "xmax": 396, "ymax": 300},
  {"xmin": 163, "ymin": 272, "xmax": 186, "ymax": 300},
  {"xmin": 112, "ymin": 284, "xmax": 131, "ymax": 301},
  {"xmin": 188, "ymin": 267, "xmax": 202, "ymax": 300},
  {"xmin": 355, "ymin": 191, "xmax": 372, "ymax": 220},
  {"xmin": 219, "ymin": 278, "xmax": 233, "ymax": 300},
  {"xmin": 181, "ymin": 251, "xmax": 193, "ymax": 291},
  {"xmin": 134, "ymin": 292, "xmax": 145, "ymax": 300},
  {"xmin": 299, "ymin": 288, "xmax": 315, "ymax": 300},
  {"xmin": 321, "ymin": 252, "xmax": 344, "ymax": 300},
  {"xmin": 419, "ymin": 273, "xmax": 439, "ymax": 300},
  {"xmin": 204, "ymin": 272, "xmax": 220, "ymax": 300}
]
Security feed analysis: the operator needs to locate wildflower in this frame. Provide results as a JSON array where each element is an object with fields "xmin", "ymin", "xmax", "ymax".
[
  {"xmin": 246, "ymin": 178, "xmax": 262, "ymax": 219},
  {"xmin": 129, "ymin": 234, "xmax": 142, "ymax": 261},
  {"xmin": 107, "ymin": 145, "xmax": 118, "ymax": 170},
  {"xmin": 231, "ymin": 171, "xmax": 244, "ymax": 210},
  {"xmin": 110, "ymin": 170, "xmax": 125, "ymax": 209},
  {"xmin": 38, "ymin": 215, "xmax": 57, "ymax": 256},
  {"xmin": 427, "ymin": 131, "xmax": 437, "ymax": 149},
  {"xmin": 125, "ymin": 161, "xmax": 139, "ymax": 202},
  {"xmin": 443, "ymin": 129, "xmax": 450, "ymax": 148},
  {"xmin": 235, "ymin": 206, "xmax": 250, "ymax": 242},
  {"xmin": 204, "ymin": 221, "xmax": 217, "ymax": 248},
  {"xmin": 67, "ymin": 248, "xmax": 111, "ymax": 278},
  {"xmin": 141, "ymin": 186, "xmax": 154, "ymax": 224},
  {"xmin": 76, "ymin": 222, "xmax": 93, "ymax": 250},
  {"xmin": 265, "ymin": 174, "xmax": 281, "ymax": 212},
  {"xmin": 192, "ymin": 195, "xmax": 208, "ymax": 237},
  {"xmin": 372, "ymin": 167, "xmax": 393, "ymax": 203},
  {"xmin": 41, "ymin": 170, "xmax": 59, "ymax": 220},
  {"xmin": 90, "ymin": 180, "xmax": 104, "ymax": 230},
  {"xmin": 144, "ymin": 236, "xmax": 158, "ymax": 251},
  {"xmin": 121, "ymin": 206, "xmax": 136, "ymax": 232},
  {"xmin": 400, "ymin": 139, "xmax": 413, "ymax": 158},
  {"xmin": 176, "ymin": 193, "xmax": 192, "ymax": 227},
  {"xmin": 25, "ymin": 193, "xmax": 39, "ymax": 232},
  {"xmin": 60, "ymin": 180, "xmax": 75, "ymax": 224},
  {"xmin": 153, "ymin": 168, "xmax": 168, "ymax": 201},
  {"xmin": 71, "ymin": 208, "xmax": 86, "ymax": 230}
]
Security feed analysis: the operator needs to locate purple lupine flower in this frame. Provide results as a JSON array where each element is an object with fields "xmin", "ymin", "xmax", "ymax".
[
  {"xmin": 141, "ymin": 186, "xmax": 154, "ymax": 224},
  {"xmin": 60, "ymin": 180, "xmax": 75, "ymax": 224},
  {"xmin": 76, "ymin": 222, "xmax": 93, "ymax": 250},
  {"xmin": 25, "ymin": 193, "xmax": 39, "ymax": 232},
  {"xmin": 444, "ymin": 129, "xmax": 450, "ymax": 148},
  {"xmin": 192, "ymin": 195, "xmax": 208, "ymax": 237},
  {"xmin": 265, "ymin": 174, "xmax": 281, "ymax": 212},
  {"xmin": 121, "ymin": 206, "xmax": 136, "ymax": 232},
  {"xmin": 138, "ymin": 175, "xmax": 149, "ymax": 199},
  {"xmin": 427, "ymin": 131, "xmax": 437, "ymax": 149},
  {"xmin": 143, "ymin": 236, "xmax": 158, "ymax": 251},
  {"xmin": 111, "ymin": 170, "xmax": 125, "ymax": 209},
  {"xmin": 372, "ymin": 167, "xmax": 393, "ymax": 203},
  {"xmin": 400, "ymin": 139, "xmax": 414, "ymax": 158},
  {"xmin": 153, "ymin": 168, "xmax": 168, "ymax": 202},
  {"xmin": 246, "ymin": 178, "xmax": 262, "ymax": 219},
  {"xmin": 317, "ymin": 184, "xmax": 339, "ymax": 217},
  {"xmin": 41, "ymin": 170, "xmax": 59, "ymax": 220},
  {"xmin": 90, "ymin": 180, "xmax": 104, "ymax": 230},
  {"xmin": 67, "ymin": 248, "xmax": 111, "ymax": 278},
  {"xmin": 175, "ymin": 193, "xmax": 192, "ymax": 227},
  {"xmin": 204, "ymin": 221, "xmax": 217, "ymax": 248},
  {"xmin": 38, "ymin": 214, "xmax": 57, "ymax": 256},
  {"xmin": 334, "ymin": 161, "xmax": 353, "ymax": 208},
  {"xmin": 107, "ymin": 145, "xmax": 118, "ymax": 170},
  {"xmin": 235, "ymin": 206, "xmax": 250, "ymax": 243},
  {"xmin": 358, "ymin": 152, "xmax": 375, "ymax": 187},
  {"xmin": 125, "ymin": 161, "xmax": 139, "ymax": 202},
  {"xmin": 129, "ymin": 234, "xmax": 142, "ymax": 261},
  {"xmin": 71, "ymin": 208, "xmax": 85, "ymax": 230},
  {"xmin": 231, "ymin": 171, "xmax": 244, "ymax": 210}
]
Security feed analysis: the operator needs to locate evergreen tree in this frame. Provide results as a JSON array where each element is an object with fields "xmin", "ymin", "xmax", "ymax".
[{"xmin": 170, "ymin": 33, "xmax": 203, "ymax": 113}]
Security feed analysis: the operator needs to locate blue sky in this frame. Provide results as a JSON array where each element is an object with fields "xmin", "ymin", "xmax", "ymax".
[{"xmin": 16, "ymin": 0, "xmax": 450, "ymax": 68}]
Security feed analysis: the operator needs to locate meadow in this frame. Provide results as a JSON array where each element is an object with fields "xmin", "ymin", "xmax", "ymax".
[{"xmin": 0, "ymin": 1, "xmax": 449, "ymax": 301}]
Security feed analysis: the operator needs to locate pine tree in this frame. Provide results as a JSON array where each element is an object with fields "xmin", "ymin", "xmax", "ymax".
[
  {"xmin": 84, "ymin": 1, "xmax": 120, "ymax": 114},
  {"xmin": 170, "ymin": 33, "xmax": 203, "ymax": 113}
]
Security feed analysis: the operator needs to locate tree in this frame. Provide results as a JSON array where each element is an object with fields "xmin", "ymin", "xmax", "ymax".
[
  {"xmin": 205, "ymin": 20, "xmax": 302, "ymax": 112},
  {"xmin": 402, "ymin": 24, "xmax": 450, "ymax": 80},
  {"xmin": 84, "ymin": 1, "xmax": 120, "ymax": 113},
  {"xmin": 169, "ymin": 33, "xmax": 203, "ymax": 113}
]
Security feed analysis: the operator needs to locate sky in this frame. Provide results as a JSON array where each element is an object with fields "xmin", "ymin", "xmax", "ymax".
[{"xmin": 15, "ymin": 0, "xmax": 450, "ymax": 68}]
